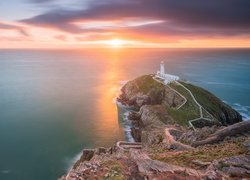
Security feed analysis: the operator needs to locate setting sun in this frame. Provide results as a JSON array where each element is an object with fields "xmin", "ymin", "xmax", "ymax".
[{"xmin": 108, "ymin": 39, "xmax": 126, "ymax": 48}]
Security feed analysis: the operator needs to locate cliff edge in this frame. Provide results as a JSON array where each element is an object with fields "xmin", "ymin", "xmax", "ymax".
[
  {"xmin": 118, "ymin": 75, "xmax": 242, "ymax": 127},
  {"xmin": 61, "ymin": 75, "xmax": 249, "ymax": 180}
]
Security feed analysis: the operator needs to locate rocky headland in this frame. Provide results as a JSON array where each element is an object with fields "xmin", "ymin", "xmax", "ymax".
[{"xmin": 61, "ymin": 75, "xmax": 249, "ymax": 180}]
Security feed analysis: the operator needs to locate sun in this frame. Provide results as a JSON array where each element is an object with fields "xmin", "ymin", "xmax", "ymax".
[{"xmin": 108, "ymin": 39, "xmax": 125, "ymax": 48}]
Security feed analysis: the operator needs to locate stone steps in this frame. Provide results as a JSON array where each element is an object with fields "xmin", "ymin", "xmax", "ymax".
[{"xmin": 116, "ymin": 141, "xmax": 142, "ymax": 151}]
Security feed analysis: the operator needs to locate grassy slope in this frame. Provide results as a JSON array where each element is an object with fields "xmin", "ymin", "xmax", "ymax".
[
  {"xmin": 150, "ymin": 137, "xmax": 246, "ymax": 170},
  {"xmin": 131, "ymin": 75, "xmax": 164, "ymax": 94},
  {"xmin": 167, "ymin": 82, "xmax": 200, "ymax": 126},
  {"xmin": 178, "ymin": 81, "xmax": 237, "ymax": 124},
  {"xmin": 179, "ymin": 82, "xmax": 222, "ymax": 113},
  {"xmin": 130, "ymin": 75, "xmax": 237, "ymax": 126}
]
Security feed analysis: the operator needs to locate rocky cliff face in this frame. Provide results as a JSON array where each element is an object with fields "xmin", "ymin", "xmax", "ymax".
[
  {"xmin": 62, "ymin": 123, "xmax": 250, "ymax": 180},
  {"xmin": 118, "ymin": 75, "xmax": 184, "ymax": 109},
  {"xmin": 118, "ymin": 75, "xmax": 242, "ymax": 127},
  {"xmin": 62, "ymin": 75, "xmax": 249, "ymax": 180},
  {"xmin": 118, "ymin": 75, "xmax": 242, "ymax": 145}
]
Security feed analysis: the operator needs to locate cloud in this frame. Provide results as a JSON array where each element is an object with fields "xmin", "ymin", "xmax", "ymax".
[
  {"xmin": 54, "ymin": 35, "xmax": 67, "ymax": 41},
  {"xmin": 28, "ymin": 0, "xmax": 56, "ymax": 3},
  {"xmin": 0, "ymin": 22, "xmax": 29, "ymax": 36},
  {"xmin": 21, "ymin": 0, "xmax": 250, "ymax": 37}
]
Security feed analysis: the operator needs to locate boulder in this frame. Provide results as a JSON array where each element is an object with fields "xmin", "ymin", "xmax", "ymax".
[
  {"xmin": 211, "ymin": 155, "xmax": 250, "ymax": 178},
  {"xmin": 80, "ymin": 149, "xmax": 95, "ymax": 161},
  {"xmin": 131, "ymin": 127, "xmax": 141, "ymax": 142},
  {"xmin": 96, "ymin": 147, "xmax": 107, "ymax": 155}
]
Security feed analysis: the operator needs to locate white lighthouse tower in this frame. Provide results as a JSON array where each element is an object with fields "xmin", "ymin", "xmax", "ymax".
[
  {"xmin": 160, "ymin": 61, "xmax": 165, "ymax": 77},
  {"xmin": 156, "ymin": 61, "xmax": 179, "ymax": 84}
]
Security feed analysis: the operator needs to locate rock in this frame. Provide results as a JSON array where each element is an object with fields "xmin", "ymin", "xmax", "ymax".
[
  {"xmin": 131, "ymin": 127, "xmax": 141, "ymax": 142},
  {"xmin": 179, "ymin": 126, "xmax": 221, "ymax": 144},
  {"xmin": 139, "ymin": 105, "xmax": 173, "ymax": 127},
  {"xmin": 164, "ymin": 127, "xmax": 194, "ymax": 151},
  {"xmin": 192, "ymin": 160, "xmax": 211, "ymax": 168},
  {"xmin": 168, "ymin": 128, "xmax": 183, "ymax": 140},
  {"xmin": 128, "ymin": 112, "xmax": 140, "ymax": 121},
  {"xmin": 120, "ymin": 75, "xmax": 242, "ymax": 127},
  {"xmin": 81, "ymin": 149, "xmax": 95, "ymax": 161},
  {"xmin": 243, "ymin": 138, "xmax": 250, "ymax": 153},
  {"xmin": 211, "ymin": 155, "xmax": 250, "ymax": 178},
  {"xmin": 118, "ymin": 75, "xmax": 183, "ymax": 109},
  {"xmin": 141, "ymin": 129, "xmax": 163, "ymax": 146},
  {"xmin": 130, "ymin": 150, "xmax": 203, "ymax": 178},
  {"xmin": 62, "ymin": 75, "xmax": 247, "ymax": 179},
  {"xmin": 135, "ymin": 94, "xmax": 151, "ymax": 107},
  {"xmin": 96, "ymin": 147, "xmax": 106, "ymax": 155},
  {"xmin": 192, "ymin": 121, "xmax": 250, "ymax": 147},
  {"xmin": 222, "ymin": 166, "xmax": 250, "ymax": 177}
]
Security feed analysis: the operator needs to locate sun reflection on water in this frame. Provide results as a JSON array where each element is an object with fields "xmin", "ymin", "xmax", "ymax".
[{"xmin": 94, "ymin": 50, "xmax": 126, "ymax": 145}]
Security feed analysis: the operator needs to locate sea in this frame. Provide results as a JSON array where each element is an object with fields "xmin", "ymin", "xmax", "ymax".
[{"xmin": 0, "ymin": 48, "xmax": 249, "ymax": 180}]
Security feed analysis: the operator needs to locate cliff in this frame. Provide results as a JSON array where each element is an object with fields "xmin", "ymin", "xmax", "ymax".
[
  {"xmin": 118, "ymin": 75, "xmax": 242, "ymax": 126},
  {"xmin": 62, "ymin": 75, "xmax": 249, "ymax": 180}
]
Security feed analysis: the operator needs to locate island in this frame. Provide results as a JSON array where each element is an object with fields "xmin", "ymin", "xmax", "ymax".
[{"xmin": 61, "ymin": 63, "xmax": 249, "ymax": 180}]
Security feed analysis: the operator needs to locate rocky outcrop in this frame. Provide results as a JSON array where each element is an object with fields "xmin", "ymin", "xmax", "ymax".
[
  {"xmin": 131, "ymin": 127, "xmax": 141, "ymax": 142},
  {"xmin": 130, "ymin": 105, "xmax": 177, "ymax": 144},
  {"xmin": 63, "ymin": 123, "xmax": 249, "ymax": 179},
  {"xmin": 130, "ymin": 150, "xmax": 205, "ymax": 179},
  {"xmin": 192, "ymin": 120, "xmax": 250, "ymax": 147},
  {"xmin": 118, "ymin": 75, "xmax": 184, "ymax": 109},
  {"xmin": 178, "ymin": 126, "xmax": 222, "ymax": 144},
  {"xmin": 62, "ymin": 75, "xmax": 248, "ymax": 179},
  {"xmin": 164, "ymin": 127, "xmax": 194, "ymax": 151},
  {"xmin": 119, "ymin": 75, "xmax": 242, "ymax": 127},
  {"xmin": 118, "ymin": 74, "xmax": 244, "ymax": 149},
  {"xmin": 209, "ymin": 155, "xmax": 250, "ymax": 179},
  {"xmin": 62, "ymin": 143, "xmax": 216, "ymax": 180}
]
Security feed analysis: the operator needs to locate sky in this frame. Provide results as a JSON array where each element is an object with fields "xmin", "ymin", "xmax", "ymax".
[{"xmin": 1, "ymin": 0, "xmax": 250, "ymax": 48}]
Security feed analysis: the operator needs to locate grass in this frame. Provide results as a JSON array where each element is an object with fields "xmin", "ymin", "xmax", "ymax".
[
  {"xmin": 202, "ymin": 108, "xmax": 214, "ymax": 119},
  {"xmin": 150, "ymin": 138, "xmax": 246, "ymax": 169},
  {"xmin": 132, "ymin": 75, "xmax": 164, "ymax": 94},
  {"xmin": 178, "ymin": 81, "xmax": 229, "ymax": 123},
  {"xmin": 166, "ymin": 82, "xmax": 200, "ymax": 126},
  {"xmin": 101, "ymin": 160, "xmax": 126, "ymax": 180},
  {"xmin": 130, "ymin": 76, "xmax": 223, "ymax": 126}
]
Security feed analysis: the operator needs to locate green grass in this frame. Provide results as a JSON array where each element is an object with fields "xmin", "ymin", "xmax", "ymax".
[
  {"xmin": 129, "ymin": 76, "xmax": 224, "ymax": 126},
  {"xmin": 166, "ymin": 82, "xmax": 200, "ymax": 126},
  {"xmin": 132, "ymin": 75, "xmax": 164, "ymax": 94},
  {"xmin": 179, "ymin": 82, "xmax": 221, "ymax": 112},
  {"xmin": 202, "ymin": 108, "xmax": 214, "ymax": 119},
  {"xmin": 178, "ymin": 81, "xmax": 231, "ymax": 123}
]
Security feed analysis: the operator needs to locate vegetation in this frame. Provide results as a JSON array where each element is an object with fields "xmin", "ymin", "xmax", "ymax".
[
  {"xmin": 202, "ymin": 107, "xmax": 214, "ymax": 119},
  {"xmin": 178, "ymin": 81, "xmax": 230, "ymax": 123},
  {"xmin": 131, "ymin": 75, "xmax": 164, "ymax": 94},
  {"xmin": 167, "ymin": 82, "xmax": 200, "ymax": 126},
  {"xmin": 101, "ymin": 160, "xmax": 126, "ymax": 180},
  {"xmin": 150, "ymin": 137, "xmax": 246, "ymax": 170},
  {"xmin": 126, "ymin": 75, "xmax": 238, "ymax": 126}
]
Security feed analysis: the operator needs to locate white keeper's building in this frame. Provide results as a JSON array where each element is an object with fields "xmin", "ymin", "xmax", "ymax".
[{"xmin": 155, "ymin": 61, "xmax": 179, "ymax": 84}]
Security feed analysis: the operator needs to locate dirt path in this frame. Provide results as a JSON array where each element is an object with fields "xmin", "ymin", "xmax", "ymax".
[{"xmin": 153, "ymin": 76, "xmax": 215, "ymax": 130}]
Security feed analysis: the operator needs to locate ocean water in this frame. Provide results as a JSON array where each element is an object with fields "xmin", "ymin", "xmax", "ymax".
[{"xmin": 0, "ymin": 48, "xmax": 249, "ymax": 180}]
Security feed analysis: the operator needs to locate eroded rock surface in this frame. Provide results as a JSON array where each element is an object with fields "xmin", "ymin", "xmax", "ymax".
[{"xmin": 61, "ymin": 75, "xmax": 248, "ymax": 179}]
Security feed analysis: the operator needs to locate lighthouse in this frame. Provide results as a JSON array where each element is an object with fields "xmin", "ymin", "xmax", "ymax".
[
  {"xmin": 160, "ymin": 61, "xmax": 165, "ymax": 77},
  {"xmin": 155, "ymin": 61, "xmax": 180, "ymax": 84}
]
